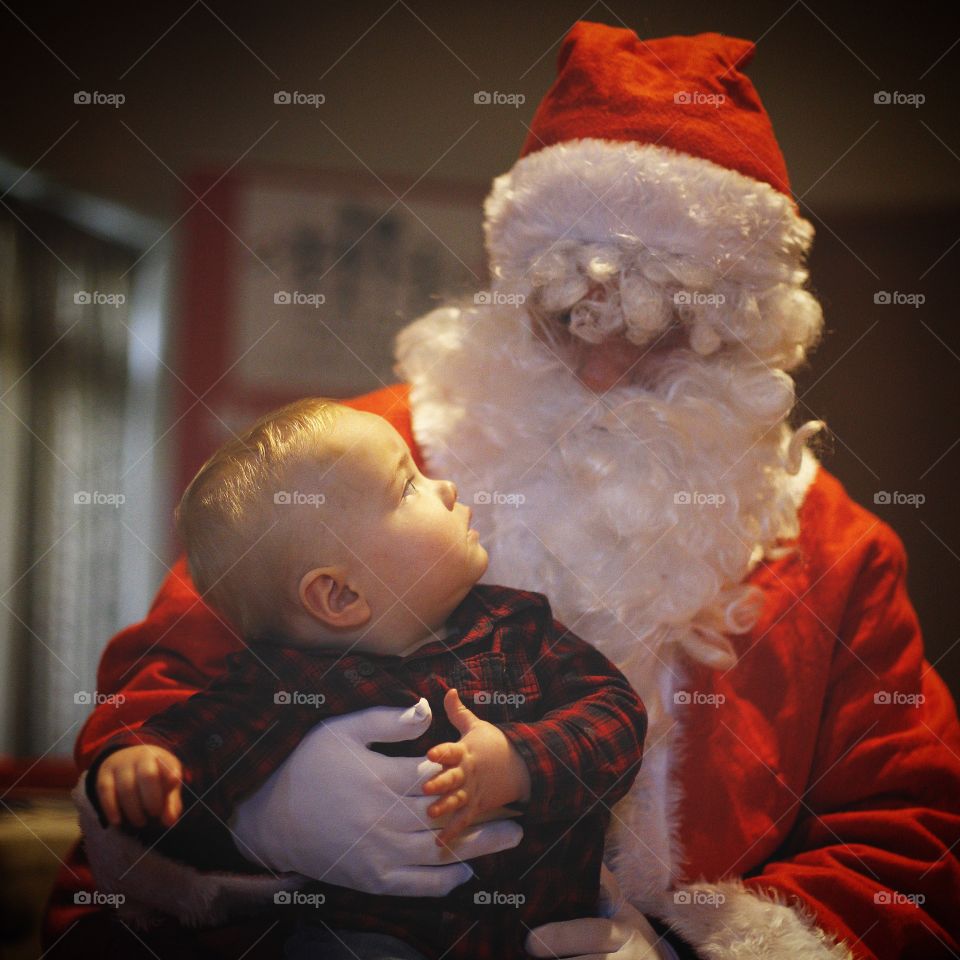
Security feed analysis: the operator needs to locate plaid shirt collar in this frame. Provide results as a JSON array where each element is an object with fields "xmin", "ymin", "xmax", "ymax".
[
  {"xmin": 251, "ymin": 584, "xmax": 544, "ymax": 665},
  {"xmin": 387, "ymin": 584, "xmax": 543, "ymax": 662}
]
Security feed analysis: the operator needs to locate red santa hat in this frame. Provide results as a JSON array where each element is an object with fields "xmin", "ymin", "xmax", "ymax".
[
  {"xmin": 483, "ymin": 23, "xmax": 816, "ymax": 324},
  {"xmin": 519, "ymin": 24, "xmax": 792, "ymax": 196}
]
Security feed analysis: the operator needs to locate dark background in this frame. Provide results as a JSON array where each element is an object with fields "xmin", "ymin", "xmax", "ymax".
[{"xmin": 1, "ymin": 1, "xmax": 957, "ymax": 693}]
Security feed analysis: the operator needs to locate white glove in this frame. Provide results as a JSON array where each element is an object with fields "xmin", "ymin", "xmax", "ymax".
[
  {"xmin": 525, "ymin": 865, "xmax": 679, "ymax": 960},
  {"xmin": 229, "ymin": 698, "xmax": 523, "ymax": 897}
]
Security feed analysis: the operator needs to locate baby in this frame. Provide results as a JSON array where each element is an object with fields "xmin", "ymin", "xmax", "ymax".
[{"xmin": 86, "ymin": 398, "xmax": 647, "ymax": 960}]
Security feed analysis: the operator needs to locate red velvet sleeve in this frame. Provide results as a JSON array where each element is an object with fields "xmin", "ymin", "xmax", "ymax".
[
  {"xmin": 742, "ymin": 521, "xmax": 960, "ymax": 959},
  {"xmin": 74, "ymin": 384, "xmax": 417, "ymax": 770}
]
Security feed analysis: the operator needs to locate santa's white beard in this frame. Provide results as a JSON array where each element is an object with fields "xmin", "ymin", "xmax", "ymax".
[
  {"xmin": 396, "ymin": 299, "xmax": 821, "ymax": 904},
  {"xmin": 397, "ymin": 299, "xmax": 816, "ymax": 674}
]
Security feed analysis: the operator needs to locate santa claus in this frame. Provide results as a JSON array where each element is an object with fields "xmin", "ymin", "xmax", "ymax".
[{"xmin": 48, "ymin": 22, "xmax": 960, "ymax": 960}]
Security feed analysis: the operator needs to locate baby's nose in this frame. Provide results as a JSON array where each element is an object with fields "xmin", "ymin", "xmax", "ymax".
[{"xmin": 442, "ymin": 479, "xmax": 458, "ymax": 508}]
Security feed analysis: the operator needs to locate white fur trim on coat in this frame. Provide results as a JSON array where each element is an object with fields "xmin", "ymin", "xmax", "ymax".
[
  {"xmin": 656, "ymin": 879, "xmax": 854, "ymax": 960},
  {"xmin": 72, "ymin": 772, "xmax": 303, "ymax": 930}
]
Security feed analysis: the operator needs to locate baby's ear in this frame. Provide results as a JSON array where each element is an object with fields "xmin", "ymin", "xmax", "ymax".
[{"xmin": 299, "ymin": 567, "xmax": 370, "ymax": 630}]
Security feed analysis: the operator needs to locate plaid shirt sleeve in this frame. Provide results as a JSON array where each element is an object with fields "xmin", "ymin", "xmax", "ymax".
[
  {"xmin": 86, "ymin": 645, "xmax": 420, "ymax": 833},
  {"xmin": 497, "ymin": 606, "xmax": 647, "ymax": 823}
]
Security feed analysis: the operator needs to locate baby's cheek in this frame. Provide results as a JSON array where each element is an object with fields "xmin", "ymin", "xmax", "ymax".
[
  {"xmin": 410, "ymin": 537, "xmax": 457, "ymax": 583},
  {"xmin": 399, "ymin": 557, "xmax": 439, "ymax": 596}
]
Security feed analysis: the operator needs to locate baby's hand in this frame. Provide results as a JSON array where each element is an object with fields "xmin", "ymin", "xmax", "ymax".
[
  {"xmin": 96, "ymin": 745, "xmax": 183, "ymax": 829},
  {"xmin": 423, "ymin": 688, "xmax": 531, "ymax": 847}
]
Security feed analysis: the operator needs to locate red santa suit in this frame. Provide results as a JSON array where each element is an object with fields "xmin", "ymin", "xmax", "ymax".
[
  {"xmin": 49, "ymin": 382, "xmax": 960, "ymax": 959},
  {"xmin": 48, "ymin": 22, "xmax": 960, "ymax": 960}
]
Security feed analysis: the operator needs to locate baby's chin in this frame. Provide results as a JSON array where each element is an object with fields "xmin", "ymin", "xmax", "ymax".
[{"xmin": 473, "ymin": 543, "xmax": 491, "ymax": 579}]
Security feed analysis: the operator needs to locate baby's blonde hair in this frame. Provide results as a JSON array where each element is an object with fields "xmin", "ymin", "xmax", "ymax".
[{"xmin": 175, "ymin": 397, "xmax": 344, "ymax": 638}]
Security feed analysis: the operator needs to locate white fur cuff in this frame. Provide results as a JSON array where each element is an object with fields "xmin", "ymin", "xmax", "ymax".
[
  {"xmin": 656, "ymin": 879, "xmax": 854, "ymax": 960},
  {"xmin": 72, "ymin": 772, "xmax": 303, "ymax": 929}
]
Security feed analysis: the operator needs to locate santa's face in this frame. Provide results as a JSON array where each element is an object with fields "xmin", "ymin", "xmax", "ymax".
[
  {"xmin": 395, "ymin": 263, "xmax": 821, "ymax": 674},
  {"xmin": 541, "ymin": 280, "xmax": 652, "ymax": 392},
  {"xmin": 529, "ymin": 279, "xmax": 690, "ymax": 394}
]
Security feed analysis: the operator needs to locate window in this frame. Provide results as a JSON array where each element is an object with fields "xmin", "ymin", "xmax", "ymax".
[{"xmin": 0, "ymin": 171, "xmax": 170, "ymax": 758}]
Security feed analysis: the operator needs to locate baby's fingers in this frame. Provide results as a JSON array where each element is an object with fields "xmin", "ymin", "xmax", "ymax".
[
  {"xmin": 160, "ymin": 784, "xmax": 182, "ymax": 827},
  {"xmin": 96, "ymin": 772, "xmax": 122, "ymax": 827},
  {"xmin": 116, "ymin": 767, "xmax": 147, "ymax": 827},
  {"xmin": 427, "ymin": 741, "xmax": 463, "ymax": 766},
  {"xmin": 423, "ymin": 765, "xmax": 466, "ymax": 796},
  {"xmin": 156, "ymin": 755, "xmax": 183, "ymax": 827},
  {"xmin": 136, "ymin": 758, "xmax": 168, "ymax": 821},
  {"xmin": 436, "ymin": 804, "xmax": 475, "ymax": 847},
  {"xmin": 428, "ymin": 788, "xmax": 468, "ymax": 820},
  {"xmin": 156, "ymin": 752, "xmax": 182, "ymax": 786}
]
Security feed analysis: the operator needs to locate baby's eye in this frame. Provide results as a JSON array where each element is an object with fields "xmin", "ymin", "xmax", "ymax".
[{"xmin": 402, "ymin": 478, "xmax": 417, "ymax": 500}]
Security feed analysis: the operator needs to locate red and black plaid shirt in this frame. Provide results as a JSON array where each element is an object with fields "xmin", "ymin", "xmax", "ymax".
[{"xmin": 88, "ymin": 584, "xmax": 646, "ymax": 960}]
